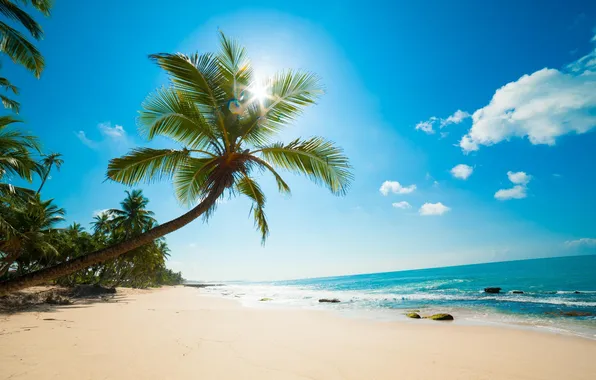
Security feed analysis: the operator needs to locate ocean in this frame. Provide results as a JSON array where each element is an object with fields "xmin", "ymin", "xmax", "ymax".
[{"xmin": 197, "ymin": 255, "xmax": 596, "ymax": 339}]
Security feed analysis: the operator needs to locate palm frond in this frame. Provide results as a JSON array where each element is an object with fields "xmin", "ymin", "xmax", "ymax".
[
  {"xmin": 236, "ymin": 174, "xmax": 269, "ymax": 244},
  {"xmin": 248, "ymin": 155, "xmax": 291, "ymax": 195},
  {"xmin": 0, "ymin": 93, "xmax": 20, "ymax": 113},
  {"xmin": 0, "ymin": 0, "xmax": 44, "ymax": 39},
  {"xmin": 0, "ymin": 21, "xmax": 44, "ymax": 77},
  {"xmin": 138, "ymin": 86, "xmax": 220, "ymax": 150},
  {"xmin": 150, "ymin": 52, "xmax": 230, "ymax": 148},
  {"xmin": 0, "ymin": 77, "xmax": 18, "ymax": 93},
  {"xmin": 173, "ymin": 156, "xmax": 218, "ymax": 206},
  {"xmin": 20, "ymin": 0, "xmax": 52, "ymax": 16},
  {"xmin": 255, "ymin": 137, "xmax": 352, "ymax": 196},
  {"xmin": 107, "ymin": 147, "xmax": 191, "ymax": 186},
  {"xmin": 216, "ymin": 31, "xmax": 253, "ymax": 98},
  {"xmin": 237, "ymin": 70, "xmax": 322, "ymax": 146}
]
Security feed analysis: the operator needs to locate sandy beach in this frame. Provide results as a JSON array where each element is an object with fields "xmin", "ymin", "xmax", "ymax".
[{"xmin": 1, "ymin": 286, "xmax": 595, "ymax": 380}]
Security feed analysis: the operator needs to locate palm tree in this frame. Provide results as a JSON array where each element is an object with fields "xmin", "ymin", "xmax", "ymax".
[
  {"xmin": 0, "ymin": 195, "xmax": 64, "ymax": 277},
  {"xmin": 0, "ymin": 32, "xmax": 352, "ymax": 294},
  {"xmin": 0, "ymin": 116, "xmax": 40, "ymax": 188},
  {"xmin": 91, "ymin": 212, "xmax": 112, "ymax": 235},
  {"xmin": 35, "ymin": 152, "xmax": 63, "ymax": 194},
  {"xmin": 109, "ymin": 189, "xmax": 156, "ymax": 236}
]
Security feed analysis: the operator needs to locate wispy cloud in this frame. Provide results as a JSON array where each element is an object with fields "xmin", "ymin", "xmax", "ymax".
[
  {"xmin": 564, "ymin": 238, "xmax": 596, "ymax": 248},
  {"xmin": 440, "ymin": 110, "xmax": 470, "ymax": 128},
  {"xmin": 415, "ymin": 110, "xmax": 471, "ymax": 135},
  {"xmin": 495, "ymin": 171, "xmax": 532, "ymax": 200},
  {"xmin": 77, "ymin": 122, "xmax": 129, "ymax": 150},
  {"xmin": 392, "ymin": 201, "xmax": 411, "ymax": 209},
  {"xmin": 419, "ymin": 202, "xmax": 450, "ymax": 216},
  {"xmin": 415, "ymin": 117, "xmax": 437, "ymax": 134},
  {"xmin": 379, "ymin": 181, "xmax": 416, "ymax": 195},
  {"xmin": 459, "ymin": 33, "xmax": 596, "ymax": 152},
  {"xmin": 450, "ymin": 164, "xmax": 473, "ymax": 180}
]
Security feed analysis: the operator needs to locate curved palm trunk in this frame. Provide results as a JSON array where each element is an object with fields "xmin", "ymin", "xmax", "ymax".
[
  {"xmin": 0, "ymin": 190, "xmax": 222, "ymax": 295},
  {"xmin": 36, "ymin": 164, "xmax": 52, "ymax": 195}
]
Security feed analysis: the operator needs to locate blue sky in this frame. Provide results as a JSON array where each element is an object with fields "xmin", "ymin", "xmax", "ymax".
[{"xmin": 6, "ymin": 0, "xmax": 596, "ymax": 280}]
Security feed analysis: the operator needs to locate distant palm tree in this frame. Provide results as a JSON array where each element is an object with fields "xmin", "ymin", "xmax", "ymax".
[
  {"xmin": 35, "ymin": 152, "xmax": 63, "ymax": 195},
  {"xmin": 0, "ymin": 116, "xmax": 40, "ymax": 188},
  {"xmin": 0, "ymin": 195, "xmax": 64, "ymax": 277},
  {"xmin": 91, "ymin": 212, "xmax": 112, "ymax": 235},
  {"xmin": 0, "ymin": 32, "xmax": 353, "ymax": 293},
  {"xmin": 0, "ymin": 0, "xmax": 52, "ymax": 112},
  {"xmin": 109, "ymin": 189, "xmax": 157, "ymax": 236}
]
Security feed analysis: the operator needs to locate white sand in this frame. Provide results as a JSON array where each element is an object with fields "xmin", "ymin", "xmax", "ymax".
[{"xmin": 1, "ymin": 286, "xmax": 595, "ymax": 379}]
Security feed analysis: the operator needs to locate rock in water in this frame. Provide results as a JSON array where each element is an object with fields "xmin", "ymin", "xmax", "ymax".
[
  {"xmin": 484, "ymin": 287, "xmax": 502, "ymax": 294},
  {"xmin": 318, "ymin": 298, "xmax": 341, "ymax": 303},
  {"xmin": 259, "ymin": 298, "xmax": 273, "ymax": 302},
  {"xmin": 426, "ymin": 313, "xmax": 454, "ymax": 321},
  {"xmin": 511, "ymin": 290, "xmax": 524, "ymax": 294},
  {"xmin": 573, "ymin": 291, "xmax": 581, "ymax": 294},
  {"xmin": 406, "ymin": 312, "xmax": 421, "ymax": 319}
]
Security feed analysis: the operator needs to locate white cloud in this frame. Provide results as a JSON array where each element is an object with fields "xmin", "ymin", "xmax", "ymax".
[
  {"xmin": 415, "ymin": 117, "xmax": 437, "ymax": 134},
  {"xmin": 495, "ymin": 171, "xmax": 532, "ymax": 200},
  {"xmin": 494, "ymin": 185, "xmax": 527, "ymax": 200},
  {"xmin": 77, "ymin": 122, "xmax": 128, "ymax": 149},
  {"xmin": 379, "ymin": 181, "xmax": 417, "ymax": 195},
  {"xmin": 93, "ymin": 209, "xmax": 113, "ymax": 218},
  {"xmin": 440, "ymin": 110, "xmax": 471, "ymax": 128},
  {"xmin": 450, "ymin": 164, "xmax": 473, "ymax": 180},
  {"xmin": 392, "ymin": 201, "xmax": 411, "ymax": 209},
  {"xmin": 419, "ymin": 202, "xmax": 450, "ymax": 216},
  {"xmin": 564, "ymin": 238, "xmax": 596, "ymax": 248},
  {"xmin": 460, "ymin": 34, "xmax": 596, "ymax": 152},
  {"xmin": 507, "ymin": 171, "xmax": 531, "ymax": 185},
  {"xmin": 99, "ymin": 122, "xmax": 126, "ymax": 138}
]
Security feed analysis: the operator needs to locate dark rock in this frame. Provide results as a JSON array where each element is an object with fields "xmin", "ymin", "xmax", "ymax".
[
  {"xmin": 573, "ymin": 291, "xmax": 581, "ymax": 294},
  {"xmin": 259, "ymin": 298, "xmax": 273, "ymax": 302},
  {"xmin": 547, "ymin": 310, "xmax": 594, "ymax": 317},
  {"xmin": 426, "ymin": 313, "xmax": 454, "ymax": 321},
  {"xmin": 45, "ymin": 294, "xmax": 72, "ymax": 305},
  {"xmin": 184, "ymin": 283, "xmax": 224, "ymax": 288},
  {"xmin": 511, "ymin": 290, "xmax": 524, "ymax": 294},
  {"xmin": 318, "ymin": 298, "xmax": 341, "ymax": 303},
  {"xmin": 484, "ymin": 287, "xmax": 502, "ymax": 294},
  {"xmin": 71, "ymin": 284, "xmax": 116, "ymax": 298},
  {"xmin": 406, "ymin": 312, "xmax": 421, "ymax": 319}
]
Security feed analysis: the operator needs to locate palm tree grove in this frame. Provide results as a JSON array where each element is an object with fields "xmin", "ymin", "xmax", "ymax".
[{"xmin": 0, "ymin": 6, "xmax": 352, "ymax": 294}]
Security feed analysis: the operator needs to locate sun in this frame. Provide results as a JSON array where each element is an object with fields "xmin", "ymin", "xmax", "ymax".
[{"xmin": 247, "ymin": 80, "xmax": 269, "ymax": 104}]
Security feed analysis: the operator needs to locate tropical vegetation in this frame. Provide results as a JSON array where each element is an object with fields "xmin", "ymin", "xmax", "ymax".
[{"xmin": 0, "ymin": 31, "xmax": 352, "ymax": 294}]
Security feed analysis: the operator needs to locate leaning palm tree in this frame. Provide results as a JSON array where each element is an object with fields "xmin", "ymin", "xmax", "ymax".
[
  {"xmin": 0, "ymin": 32, "xmax": 352, "ymax": 294},
  {"xmin": 35, "ymin": 152, "xmax": 63, "ymax": 194}
]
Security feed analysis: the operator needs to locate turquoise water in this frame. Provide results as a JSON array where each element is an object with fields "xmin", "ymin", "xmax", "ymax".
[{"xmin": 203, "ymin": 255, "xmax": 596, "ymax": 338}]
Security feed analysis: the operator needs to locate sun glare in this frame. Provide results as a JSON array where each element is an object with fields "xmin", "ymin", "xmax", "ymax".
[{"xmin": 248, "ymin": 81, "xmax": 269, "ymax": 103}]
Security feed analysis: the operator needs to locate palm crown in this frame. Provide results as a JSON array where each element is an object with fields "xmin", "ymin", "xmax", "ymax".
[{"xmin": 108, "ymin": 32, "xmax": 353, "ymax": 242}]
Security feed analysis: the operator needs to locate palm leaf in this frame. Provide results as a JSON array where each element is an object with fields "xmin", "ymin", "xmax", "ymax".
[
  {"xmin": 238, "ymin": 70, "xmax": 322, "ymax": 146},
  {"xmin": 248, "ymin": 155, "xmax": 291, "ymax": 195},
  {"xmin": 0, "ymin": 21, "xmax": 44, "ymax": 77},
  {"xmin": 236, "ymin": 174, "xmax": 269, "ymax": 243},
  {"xmin": 216, "ymin": 31, "xmax": 253, "ymax": 98},
  {"xmin": 173, "ymin": 156, "xmax": 218, "ymax": 206},
  {"xmin": 0, "ymin": 94, "xmax": 19, "ymax": 113},
  {"xmin": 256, "ymin": 137, "xmax": 352, "ymax": 195},
  {"xmin": 0, "ymin": 0, "xmax": 44, "ymax": 39},
  {"xmin": 138, "ymin": 86, "xmax": 220, "ymax": 151},
  {"xmin": 20, "ymin": 0, "xmax": 52, "ymax": 16},
  {"xmin": 0, "ymin": 77, "xmax": 18, "ymax": 93},
  {"xmin": 107, "ymin": 147, "xmax": 191, "ymax": 186}
]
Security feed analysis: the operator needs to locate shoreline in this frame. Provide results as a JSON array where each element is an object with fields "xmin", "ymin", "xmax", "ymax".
[
  {"xmin": 2, "ymin": 286, "xmax": 595, "ymax": 379},
  {"xmin": 199, "ymin": 284, "xmax": 596, "ymax": 341}
]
